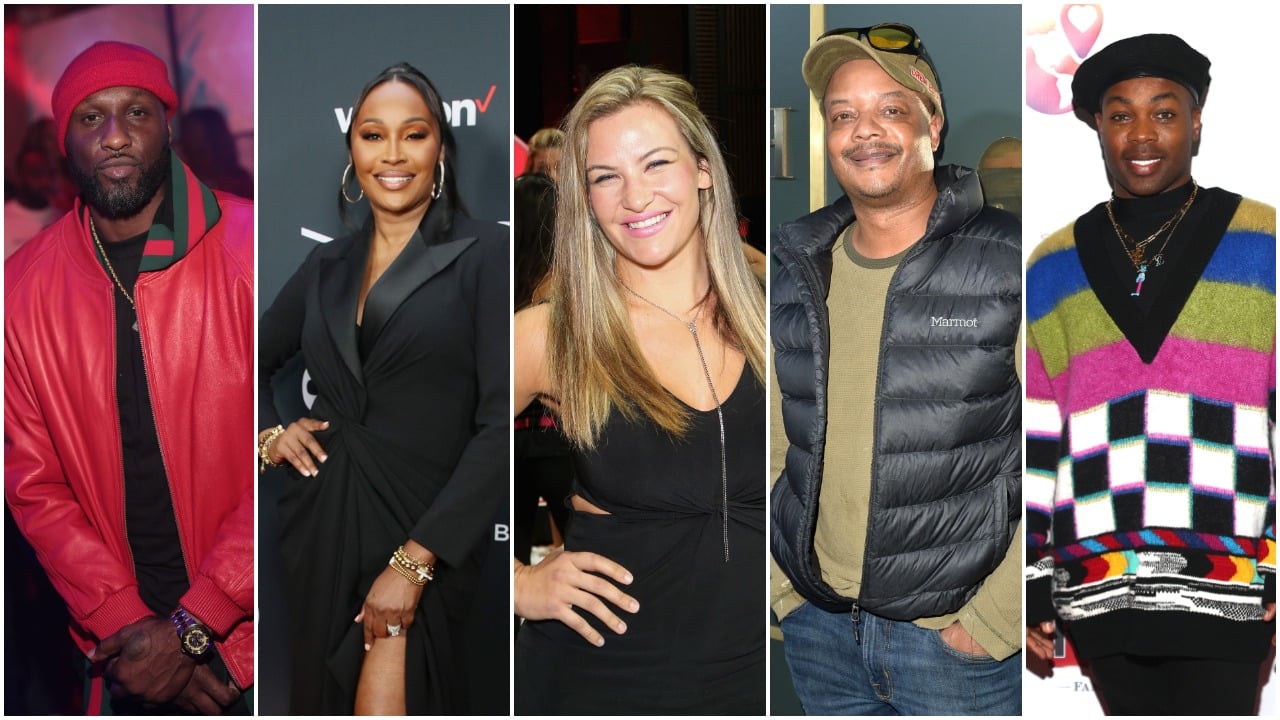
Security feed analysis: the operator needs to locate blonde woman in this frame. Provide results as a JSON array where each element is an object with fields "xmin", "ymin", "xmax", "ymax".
[
  {"xmin": 513, "ymin": 66, "xmax": 765, "ymax": 714},
  {"xmin": 523, "ymin": 127, "xmax": 565, "ymax": 181}
]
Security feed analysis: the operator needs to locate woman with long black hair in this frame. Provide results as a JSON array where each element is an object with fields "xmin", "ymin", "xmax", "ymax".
[{"xmin": 258, "ymin": 63, "xmax": 508, "ymax": 714}]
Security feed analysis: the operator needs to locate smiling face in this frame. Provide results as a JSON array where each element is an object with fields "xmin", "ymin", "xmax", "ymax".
[
  {"xmin": 585, "ymin": 101, "xmax": 712, "ymax": 274},
  {"xmin": 349, "ymin": 79, "xmax": 442, "ymax": 220},
  {"xmin": 64, "ymin": 86, "xmax": 170, "ymax": 219},
  {"xmin": 1094, "ymin": 76, "xmax": 1200, "ymax": 199},
  {"xmin": 824, "ymin": 59, "xmax": 940, "ymax": 207}
]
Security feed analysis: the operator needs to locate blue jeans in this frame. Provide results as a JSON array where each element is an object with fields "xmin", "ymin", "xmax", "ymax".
[{"xmin": 780, "ymin": 601, "xmax": 1021, "ymax": 715}]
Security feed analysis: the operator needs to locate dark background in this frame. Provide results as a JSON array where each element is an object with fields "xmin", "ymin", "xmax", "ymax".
[{"xmin": 515, "ymin": 4, "xmax": 765, "ymax": 253}]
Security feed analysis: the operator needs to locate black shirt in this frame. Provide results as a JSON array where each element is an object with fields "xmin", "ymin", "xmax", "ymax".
[
  {"xmin": 1101, "ymin": 180, "xmax": 1202, "ymax": 313},
  {"xmin": 100, "ymin": 228, "xmax": 189, "ymax": 616}
]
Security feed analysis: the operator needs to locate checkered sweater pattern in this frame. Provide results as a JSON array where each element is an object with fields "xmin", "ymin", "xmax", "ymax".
[{"xmin": 1025, "ymin": 198, "xmax": 1276, "ymax": 629}]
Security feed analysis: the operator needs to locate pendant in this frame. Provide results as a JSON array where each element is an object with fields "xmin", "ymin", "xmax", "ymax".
[
  {"xmin": 1151, "ymin": 254, "xmax": 1165, "ymax": 268},
  {"xmin": 1131, "ymin": 264, "xmax": 1147, "ymax": 297}
]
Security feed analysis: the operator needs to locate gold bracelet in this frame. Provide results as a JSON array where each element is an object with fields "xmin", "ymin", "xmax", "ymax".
[
  {"xmin": 258, "ymin": 425, "xmax": 285, "ymax": 473},
  {"xmin": 393, "ymin": 547, "xmax": 434, "ymax": 584},
  {"xmin": 388, "ymin": 557, "xmax": 426, "ymax": 586},
  {"xmin": 388, "ymin": 545, "xmax": 435, "ymax": 585},
  {"xmin": 395, "ymin": 546, "xmax": 436, "ymax": 582}
]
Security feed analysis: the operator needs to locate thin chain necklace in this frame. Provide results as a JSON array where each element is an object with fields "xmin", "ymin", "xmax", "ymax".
[
  {"xmin": 1105, "ymin": 180, "xmax": 1198, "ymax": 297},
  {"xmin": 621, "ymin": 281, "xmax": 731, "ymax": 562},
  {"xmin": 90, "ymin": 216, "xmax": 139, "ymax": 331}
]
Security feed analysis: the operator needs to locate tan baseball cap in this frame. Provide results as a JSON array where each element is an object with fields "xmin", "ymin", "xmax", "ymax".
[{"xmin": 802, "ymin": 26, "xmax": 944, "ymax": 125}]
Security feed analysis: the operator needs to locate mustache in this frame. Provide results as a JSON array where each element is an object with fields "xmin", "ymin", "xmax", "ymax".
[
  {"xmin": 96, "ymin": 153, "xmax": 140, "ymax": 170},
  {"xmin": 842, "ymin": 142, "xmax": 901, "ymax": 161}
]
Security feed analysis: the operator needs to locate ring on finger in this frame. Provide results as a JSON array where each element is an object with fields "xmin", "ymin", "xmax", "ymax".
[{"xmin": 387, "ymin": 623, "xmax": 402, "ymax": 637}]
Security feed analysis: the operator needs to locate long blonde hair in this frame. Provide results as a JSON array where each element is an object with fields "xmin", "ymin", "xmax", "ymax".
[{"xmin": 546, "ymin": 65, "xmax": 765, "ymax": 449}]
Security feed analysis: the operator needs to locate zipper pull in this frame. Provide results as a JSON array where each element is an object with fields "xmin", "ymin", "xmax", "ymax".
[{"xmin": 851, "ymin": 603, "xmax": 861, "ymax": 644}]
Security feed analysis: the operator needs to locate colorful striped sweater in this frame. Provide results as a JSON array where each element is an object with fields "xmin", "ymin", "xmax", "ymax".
[{"xmin": 1025, "ymin": 192, "xmax": 1276, "ymax": 655}]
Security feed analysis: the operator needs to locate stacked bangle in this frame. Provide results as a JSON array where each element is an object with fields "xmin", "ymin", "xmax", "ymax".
[
  {"xmin": 258, "ymin": 425, "xmax": 286, "ymax": 472},
  {"xmin": 388, "ymin": 545, "xmax": 435, "ymax": 586}
]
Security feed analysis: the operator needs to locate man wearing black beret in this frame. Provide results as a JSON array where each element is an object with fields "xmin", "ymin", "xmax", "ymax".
[{"xmin": 1025, "ymin": 33, "xmax": 1276, "ymax": 714}]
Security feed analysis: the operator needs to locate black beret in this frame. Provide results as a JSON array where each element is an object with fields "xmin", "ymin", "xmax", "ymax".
[{"xmin": 1071, "ymin": 33, "xmax": 1210, "ymax": 116}]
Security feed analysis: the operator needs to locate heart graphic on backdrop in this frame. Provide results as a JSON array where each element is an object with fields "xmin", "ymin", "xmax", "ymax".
[
  {"xmin": 1026, "ymin": 45, "xmax": 1079, "ymax": 114},
  {"xmin": 1061, "ymin": 4, "xmax": 1103, "ymax": 57}
]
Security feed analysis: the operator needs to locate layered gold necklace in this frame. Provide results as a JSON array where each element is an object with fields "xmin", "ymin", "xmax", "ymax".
[{"xmin": 1105, "ymin": 180, "xmax": 1198, "ymax": 298}]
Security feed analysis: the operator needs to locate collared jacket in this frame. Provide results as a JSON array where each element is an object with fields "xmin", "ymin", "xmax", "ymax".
[
  {"xmin": 4, "ymin": 192, "xmax": 255, "ymax": 688},
  {"xmin": 771, "ymin": 165, "xmax": 1021, "ymax": 620}
]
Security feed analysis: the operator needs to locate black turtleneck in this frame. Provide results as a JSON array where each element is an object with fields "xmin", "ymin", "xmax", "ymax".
[{"xmin": 1101, "ymin": 180, "xmax": 1201, "ymax": 313}]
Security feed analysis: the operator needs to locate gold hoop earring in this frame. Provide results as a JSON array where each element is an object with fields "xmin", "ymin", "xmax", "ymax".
[
  {"xmin": 431, "ymin": 159, "xmax": 445, "ymax": 201},
  {"xmin": 341, "ymin": 163, "xmax": 363, "ymax": 203}
]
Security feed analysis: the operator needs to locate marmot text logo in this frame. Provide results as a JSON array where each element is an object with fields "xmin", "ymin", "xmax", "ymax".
[
  {"xmin": 931, "ymin": 316, "xmax": 979, "ymax": 327},
  {"xmin": 335, "ymin": 85, "xmax": 498, "ymax": 132}
]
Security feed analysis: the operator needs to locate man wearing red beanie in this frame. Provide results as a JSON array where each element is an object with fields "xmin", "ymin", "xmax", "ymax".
[{"xmin": 5, "ymin": 41, "xmax": 253, "ymax": 714}]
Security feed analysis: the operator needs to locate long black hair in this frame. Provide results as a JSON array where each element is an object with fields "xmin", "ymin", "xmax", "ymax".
[{"xmin": 338, "ymin": 62, "xmax": 466, "ymax": 234}]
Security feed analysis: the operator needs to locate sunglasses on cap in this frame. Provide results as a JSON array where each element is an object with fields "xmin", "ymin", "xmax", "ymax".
[{"xmin": 818, "ymin": 23, "xmax": 925, "ymax": 55}]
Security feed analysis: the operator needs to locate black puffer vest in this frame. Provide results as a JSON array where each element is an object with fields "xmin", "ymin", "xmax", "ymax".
[{"xmin": 771, "ymin": 166, "xmax": 1021, "ymax": 620}]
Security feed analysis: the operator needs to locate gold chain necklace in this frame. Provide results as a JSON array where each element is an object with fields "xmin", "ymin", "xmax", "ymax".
[
  {"xmin": 90, "ymin": 215, "xmax": 141, "ymax": 330},
  {"xmin": 89, "ymin": 215, "xmax": 137, "ymax": 309},
  {"xmin": 1105, "ymin": 180, "xmax": 1198, "ymax": 297}
]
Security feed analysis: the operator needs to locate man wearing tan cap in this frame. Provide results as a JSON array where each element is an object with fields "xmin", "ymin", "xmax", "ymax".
[{"xmin": 770, "ymin": 23, "xmax": 1022, "ymax": 714}]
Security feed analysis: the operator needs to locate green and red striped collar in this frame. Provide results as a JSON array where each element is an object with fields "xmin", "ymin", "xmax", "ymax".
[{"xmin": 79, "ymin": 153, "xmax": 221, "ymax": 274}]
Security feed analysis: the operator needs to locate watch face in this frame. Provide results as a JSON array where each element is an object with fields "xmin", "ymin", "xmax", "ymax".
[{"xmin": 182, "ymin": 627, "xmax": 211, "ymax": 656}]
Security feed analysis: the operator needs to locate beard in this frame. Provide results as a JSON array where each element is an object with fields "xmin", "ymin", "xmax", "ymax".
[{"xmin": 70, "ymin": 146, "xmax": 170, "ymax": 220}]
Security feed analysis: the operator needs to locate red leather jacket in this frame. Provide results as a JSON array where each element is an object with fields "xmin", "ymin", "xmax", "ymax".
[{"xmin": 4, "ymin": 191, "xmax": 255, "ymax": 688}]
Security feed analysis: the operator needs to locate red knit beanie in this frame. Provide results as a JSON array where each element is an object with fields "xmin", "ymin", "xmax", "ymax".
[{"xmin": 52, "ymin": 41, "xmax": 178, "ymax": 155}]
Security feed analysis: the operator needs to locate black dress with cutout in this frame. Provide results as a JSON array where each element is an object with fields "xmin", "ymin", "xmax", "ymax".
[{"xmin": 515, "ymin": 367, "xmax": 766, "ymax": 715}]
